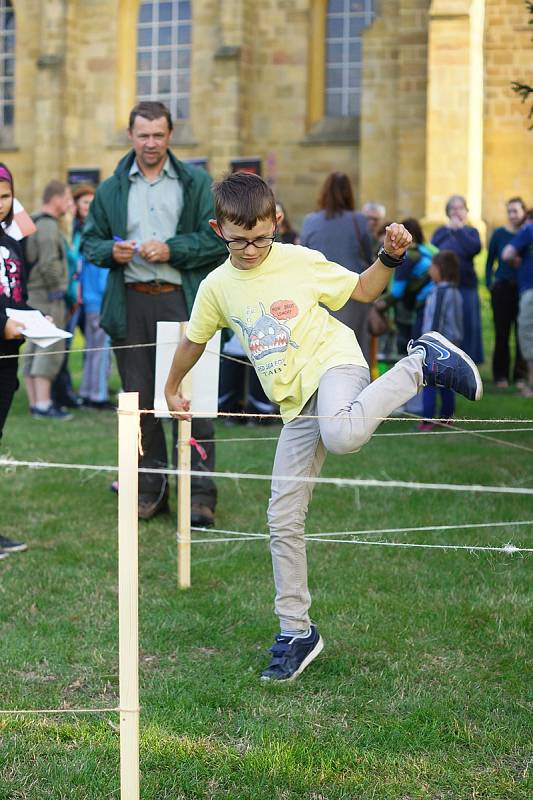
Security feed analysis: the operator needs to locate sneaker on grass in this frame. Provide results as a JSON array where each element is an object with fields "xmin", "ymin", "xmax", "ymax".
[
  {"xmin": 31, "ymin": 405, "xmax": 73, "ymax": 420},
  {"xmin": 407, "ymin": 331, "xmax": 483, "ymax": 402},
  {"xmin": 0, "ymin": 535, "xmax": 28, "ymax": 553},
  {"xmin": 261, "ymin": 624, "xmax": 324, "ymax": 682}
]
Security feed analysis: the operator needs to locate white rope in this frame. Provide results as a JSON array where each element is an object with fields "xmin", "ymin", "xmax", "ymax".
[
  {"xmin": 195, "ymin": 520, "xmax": 533, "ymax": 540},
  {"xmin": 183, "ymin": 427, "xmax": 533, "ymax": 444},
  {"xmin": 306, "ymin": 538, "xmax": 531, "ymax": 554},
  {"xmin": 181, "ymin": 535, "xmax": 268, "ymax": 544},
  {"xmin": 2, "ymin": 457, "xmax": 533, "ymax": 496},
  {"xmin": 132, "ymin": 408, "xmax": 533, "ymax": 424},
  {"xmin": 183, "ymin": 520, "xmax": 533, "ymax": 550},
  {"xmin": 181, "ymin": 536, "xmax": 530, "ymax": 553},
  {"xmin": 0, "ymin": 707, "xmax": 121, "ymax": 715}
]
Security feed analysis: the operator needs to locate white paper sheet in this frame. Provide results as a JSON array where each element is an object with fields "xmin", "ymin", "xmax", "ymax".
[
  {"xmin": 6, "ymin": 308, "xmax": 72, "ymax": 348},
  {"xmin": 154, "ymin": 321, "xmax": 220, "ymax": 418}
]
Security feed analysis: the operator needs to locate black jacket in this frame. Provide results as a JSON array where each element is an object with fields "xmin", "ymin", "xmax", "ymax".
[{"xmin": 0, "ymin": 230, "xmax": 32, "ymax": 356}]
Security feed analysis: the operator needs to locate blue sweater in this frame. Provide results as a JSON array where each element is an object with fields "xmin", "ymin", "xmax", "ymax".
[
  {"xmin": 485, "ymin": 227, "xmax": 518, "ymax": 288},
  {"xmin": 431, "ymin": 226, "xmax": 481, "ymax": 288},
  {"xmin": 80, "ymin": 257, "xmax": 109, "ymax": 314},
  {"xmin": 510, "ymin": 223, "xmax": 533, "ymax": 293}
]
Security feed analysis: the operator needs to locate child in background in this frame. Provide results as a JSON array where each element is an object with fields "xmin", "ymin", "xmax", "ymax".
[
  {"xmin": 74, "ymin": 185, "xmax": 113, "ymax": 409},
  {"xmin": 165, "ymin": 173, "xmax": 482, "ymax": 682},
  {"xmin": 418, "ymin": 250, "xmax": 464, "ymax": 430},
  {"xmin": 0, "ymin": 163, "xmax": 30, "ymax": 556}
]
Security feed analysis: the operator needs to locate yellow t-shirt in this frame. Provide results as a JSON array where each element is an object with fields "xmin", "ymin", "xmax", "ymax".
[{"xmin": 186, "ymin": 243, "xmax": 367, "ymax": 422}]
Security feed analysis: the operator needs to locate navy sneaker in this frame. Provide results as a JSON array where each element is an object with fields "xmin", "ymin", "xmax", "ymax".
[
  {"xmin": 407, "ymin": 331, "xmax": 483, "ymax": 401},
  {"xmin": 261, "ymin": 624, "xmax": 324, "ymax": 682},
  {"xmin": 31, "ymin": 405, "xmax": 73, "ymax": 420},
  {"xmin": 0, "ymin": 535, "xmax": 28, "ymax": 553}
]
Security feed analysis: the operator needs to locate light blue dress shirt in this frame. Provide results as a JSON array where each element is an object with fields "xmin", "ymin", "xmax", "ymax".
[{"xmin": 125, "ymin": 157, "xmax": 184, "ymax": 284}]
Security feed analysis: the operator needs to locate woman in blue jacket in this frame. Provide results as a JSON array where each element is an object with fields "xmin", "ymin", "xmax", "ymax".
[{"xmin": 431, "ymin": 195, "xmax": 483, "ymax": 364}]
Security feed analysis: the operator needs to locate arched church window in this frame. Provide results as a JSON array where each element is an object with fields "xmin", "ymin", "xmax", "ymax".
[
  {"xmin": 136, "ymin": 0, "xmax": 192, "ymax": 120},
  {"xmin": 325, "ymin": 0, "xmax": 375, "ymax": 117},
  {"xmin": 0, "ymin": 0, "xmax": 15, "ymax": 127}
]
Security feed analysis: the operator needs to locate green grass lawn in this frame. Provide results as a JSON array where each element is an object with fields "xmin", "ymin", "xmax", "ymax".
[{"xmin": 0, "ymin": 283, "xmax": 532, "ymax": 799}]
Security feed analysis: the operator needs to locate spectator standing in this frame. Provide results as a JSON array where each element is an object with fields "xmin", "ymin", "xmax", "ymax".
[
  {"xmin": 431, "ymin": 195, "xmax": 483, "ymax": 364},
  {"xmin": 81, "ymin": 101, "xmax": 226, "ymax": 523},
  {"xmin": 362, "ymin": 201, "xmax": 386, "ymax": 256},
  {"xmin": 0, "ymin": 163, "xmax": 30, "ymax": 555},
  {"xmin": 502, "ymin": 216, "xmax": 533, "ymax": 397},
  {"xmin": 275, "ymin": 202, "xmax": 299, "ymax": 244},
  {"xmin": 418, "ymin": 251, "xmax": 464, "ymax": 429},
  {"xmin": 51, "ymin": 186, "xmax": 88, "ymax": 410},
  {"xmin": 73, "ymin": 184, "xmax": 113, "ymax": 409},
  {"xmin": 300, "ymin": 172, "xmax": 374, "ymax": 362},
  {"xmin": 485, "ymin": 197, "xmax": 528, "ymax": 387},
  {"xmin": 23, "ymin": 180, "xmax": 73, "ymax": 419},
  {"xmin": 376, "ymin": 218, "xmax": 438, "ymax": 353}
]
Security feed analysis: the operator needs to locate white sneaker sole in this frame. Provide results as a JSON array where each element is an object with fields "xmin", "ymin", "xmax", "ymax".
[
  {"xmin": 421, "ymin": 331, "xmax": 483, "ymax": 402},
  {"xmin": 1, "ymin": 543, "xmax": 28, "ymax": 553}
]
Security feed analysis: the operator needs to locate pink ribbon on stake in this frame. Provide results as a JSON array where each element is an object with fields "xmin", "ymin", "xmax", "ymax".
[{"xmin": 189, "ymin": 437, "xmax": 208, "ymax": 461}]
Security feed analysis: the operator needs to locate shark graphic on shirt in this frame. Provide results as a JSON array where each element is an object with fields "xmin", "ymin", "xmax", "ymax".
[{"xmin": 231, "ymin": 303, "xmax": 299, "ymax": 362}]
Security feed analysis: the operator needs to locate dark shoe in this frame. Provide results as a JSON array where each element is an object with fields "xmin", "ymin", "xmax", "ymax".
[
  {"xmin": 138, "ymin": 481, "xmax": 169, "ymax": 520},
  {"xmin": 407, "ymin": 332, "xmax": 483, "ymax": 401},
  {"xmin": 261, "ymin": 624, "xmax": 324, "ymax": 682},
  {"xmin": 0, "ymin": 535, "xmax": 28, "ymax": 553},
  {"xmin": 31, "ymin": 405, "xmax": 73, "ymax": 420},
  {"xmin": 63, "ymin": 394, "xmax": 84, "ymax": 408},
  {"xmin": 190, "ymin": 504, "xmax": 215, "ymax": 528},
  {"xmin": 89, "ymin": 400, "xmax": 116, "ymax": 411}
]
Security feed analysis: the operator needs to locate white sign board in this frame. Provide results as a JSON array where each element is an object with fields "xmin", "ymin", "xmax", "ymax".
[{"xmin": 154, "ymin": 321, "xmax": 221, "ymax": 418}]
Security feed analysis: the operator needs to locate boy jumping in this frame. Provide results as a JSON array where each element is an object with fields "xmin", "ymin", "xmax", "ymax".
[{"xmin": 165, "ymin": 173, "xmax": 483, "ymax": 682}]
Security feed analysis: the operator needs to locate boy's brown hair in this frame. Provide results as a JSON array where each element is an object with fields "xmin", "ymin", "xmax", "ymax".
[
  {"xmin": 432, "ymin": 250, "xmax": 460, "ymax": 285},
  {"xmin": 212, "ymin": 172, "xmax": 277, "ymax": 230}
]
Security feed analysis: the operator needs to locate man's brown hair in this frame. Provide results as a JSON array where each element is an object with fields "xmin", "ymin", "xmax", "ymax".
[
  {"xmin": 128, "ymin": 101, "xmax": 173, "ymax": 132},
  {"xmin": 42, "ymin": 180, "xmax": 68, "ymax": 205},
  {"xmin": 432, "ymin": 250, "xmax": 460, "ymax": 285},
  {"xmin": 213, "ymin": 172, "xmax": 277, "ymax": 230}
]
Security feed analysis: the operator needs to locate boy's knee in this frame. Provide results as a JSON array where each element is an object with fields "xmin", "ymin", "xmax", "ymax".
[{"xmin": 321, "ymin": 429, "xmax": 366, "ymax": 455}]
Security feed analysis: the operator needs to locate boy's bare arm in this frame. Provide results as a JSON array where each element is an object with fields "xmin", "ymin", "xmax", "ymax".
[
  {"xmin": 164, "ymin": 336, "xmax": 206, "ymax": 420},
  {"xmin": 351, "ymin": 222, "xmax": 412, "ymax": 303}
]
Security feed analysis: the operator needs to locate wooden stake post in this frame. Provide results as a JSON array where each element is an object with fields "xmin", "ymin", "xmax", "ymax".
[
  {"xmin": 177, "ymin": 413, "xmax": 192, "ymax": 588},
  {"xmin": 154, "ymin": 320, "xmax": 220, "ymax": 589},
  {"xmin": 177, "ymin": 322, "xmax": 192, "ymax": 589},
  {"xmin": 118, "ymin": 392, "xmax": 140, "ymax": 800}
]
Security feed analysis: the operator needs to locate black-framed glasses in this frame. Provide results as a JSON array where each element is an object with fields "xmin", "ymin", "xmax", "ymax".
[{"xmin": 219, "ymin": 228, "xmax": 277, "ymax": 252}]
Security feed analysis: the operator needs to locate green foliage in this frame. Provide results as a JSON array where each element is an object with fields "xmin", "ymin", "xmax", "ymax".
[{"xmin": 511, "ymin": 1, "xmax": 533, "ymax": 128}]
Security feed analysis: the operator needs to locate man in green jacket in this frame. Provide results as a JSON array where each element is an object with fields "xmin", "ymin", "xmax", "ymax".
[{"xmin": 81, "ymin": 101, "xmax": 226, "ymax": 522}]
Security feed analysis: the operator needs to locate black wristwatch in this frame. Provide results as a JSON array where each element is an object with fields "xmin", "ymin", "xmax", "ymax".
[{"xmin": 377, "ymin": 246, "xmax": 405, "ymax": 268}]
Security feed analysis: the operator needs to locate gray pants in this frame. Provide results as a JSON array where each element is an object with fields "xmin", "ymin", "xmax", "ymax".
[{"xmin": 267, "ymin": 354, "xmax": 423, "ymax": 631}]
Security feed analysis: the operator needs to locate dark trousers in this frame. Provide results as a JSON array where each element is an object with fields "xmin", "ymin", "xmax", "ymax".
[
  {"xmin": 422, "ymin": 385, "xmax": 455, "ymax": 420},
  {"xmin": 218, "ymin": 355, "xmax": 274, "ymax": 419},
  {"xmin": 490, "ymin": 280, "xmax": 527, "ymax": 383},
  {"xmin": 114, "ymin": 287, "xmax": 217, "ymax": 509},
  {"xmin": 0, "ymin": 359, "xmax": 18, "ymax": 442},
  {"xmin": 52, "ymin": 305, "xmax": 85, "ymax": 408}
]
